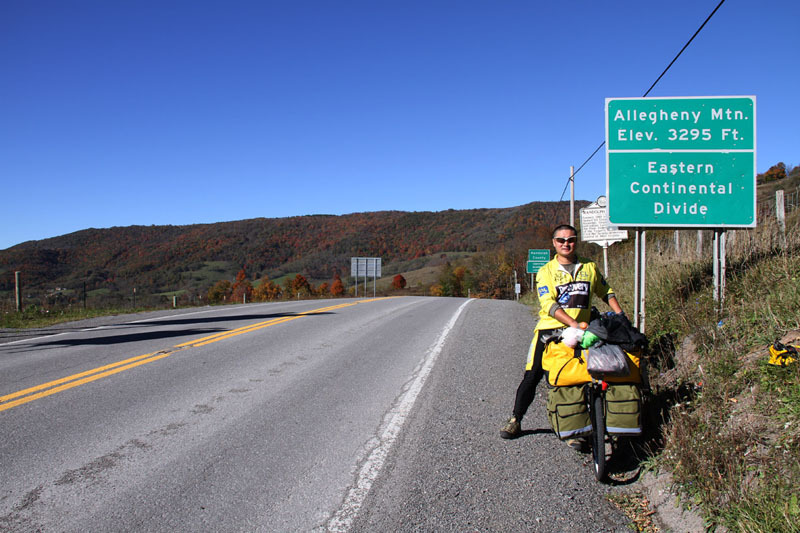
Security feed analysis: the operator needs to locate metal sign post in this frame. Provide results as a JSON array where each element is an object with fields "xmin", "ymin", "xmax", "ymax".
[
  {"xmin": 351, "ymin": 257, "xmax": 382, "ymax": 298},
  {"xmin": 632, "ymin": 229, "xmax": 647, "ymax": 332}
]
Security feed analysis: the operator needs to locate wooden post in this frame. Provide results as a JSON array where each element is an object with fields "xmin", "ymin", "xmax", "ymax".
[
  {"xmin": 15, "ymin": 271, "xmax": 21, "ymax": 312},
  {"xmin": 674, "ymin": 230, "xmax": 680, "ymax": 260},
  {"xmin": 696, "ymin": 230, "xmax": 703, "ymax": 258},
  {"xmin": 777, "ymin": 190, "xmax": 786, "ymax": 249}
]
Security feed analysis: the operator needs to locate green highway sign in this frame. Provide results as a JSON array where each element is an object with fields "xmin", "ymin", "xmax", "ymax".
[
  {"xmin": 528, "ymin": 249, "xmax": 549, "ymax": 262},
  {"xmin": 606, "ymin": 96, "xmax": 756, "ymax": 228},
  {"xmin": 527, "ymin": 249, "xmax": 550, "ymax": 274},
  {"xmin": 527, "ymin": 261, "xmax": 547, "ymax": 274}
]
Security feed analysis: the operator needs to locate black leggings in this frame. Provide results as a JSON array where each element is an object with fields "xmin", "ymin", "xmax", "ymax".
[{"xmin": 512, "ymin": 328, "xmax": 558, "ymax": 421}]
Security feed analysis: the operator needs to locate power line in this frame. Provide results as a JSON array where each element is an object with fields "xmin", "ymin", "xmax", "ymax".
[{"xmin": 558, "ymin": 0, "xmax": 727, "ymax": 202}]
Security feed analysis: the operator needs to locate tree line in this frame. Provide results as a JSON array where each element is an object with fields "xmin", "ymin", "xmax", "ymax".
[{"xmin": 206, "ymin": 270, "xmax": 348, "ymax": 303}]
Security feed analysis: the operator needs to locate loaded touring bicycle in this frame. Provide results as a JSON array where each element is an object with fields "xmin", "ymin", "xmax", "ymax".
[{"xmin": 542, "ymin": 311, "xmax": 647, "ymax": 482}]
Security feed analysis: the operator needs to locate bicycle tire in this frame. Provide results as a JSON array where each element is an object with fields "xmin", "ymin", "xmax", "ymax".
[{"xmin": 591, "ymin": 391, "xmax": 607, "ymax": 481}]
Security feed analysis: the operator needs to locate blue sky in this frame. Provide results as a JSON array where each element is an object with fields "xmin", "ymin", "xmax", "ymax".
[{"xmin": 1, "ymin": 0, "xmax": 798, "ymax": 250}]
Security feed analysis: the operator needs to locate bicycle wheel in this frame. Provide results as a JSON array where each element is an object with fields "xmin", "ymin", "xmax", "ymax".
[{"xmin": 591, "ymin": 391, "xmax": 606, "ymax": 481}]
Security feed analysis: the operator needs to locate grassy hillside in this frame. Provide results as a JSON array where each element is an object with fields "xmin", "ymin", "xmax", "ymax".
[{"xmin": 601, "ymin": 208, "xmax": 800, "ymax": 530}]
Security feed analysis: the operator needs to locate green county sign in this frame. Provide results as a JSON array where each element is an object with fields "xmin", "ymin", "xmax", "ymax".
[
  {"xmin": 526, "ymin": 249, "xmax": 550, "ymax": 274},
  {"xmin": 605, "ymin": 96, "xmax": 756, "ymax": 228}
]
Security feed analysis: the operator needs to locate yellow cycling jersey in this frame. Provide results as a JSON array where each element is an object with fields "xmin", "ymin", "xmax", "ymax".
[{"xmin": 535, "ymin": 257, "xmax": 615, "ymax": 330}]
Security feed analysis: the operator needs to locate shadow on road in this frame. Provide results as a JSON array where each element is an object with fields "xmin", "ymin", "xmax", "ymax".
[
  {"xmin": 4, "ymin": 312, "xmax": 335, "ymax": 348},
  {"xmin": 33, "ymin": 328, "xmax": 228, "ymax": 347},
  {"xmin": 127, "ymin": 312, "xmax": 331, "ymax": 327}
]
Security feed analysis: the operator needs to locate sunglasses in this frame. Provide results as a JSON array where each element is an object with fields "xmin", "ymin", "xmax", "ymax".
[{"xmin": 554, "ymin": 236, "xmax": 578, "ymax": 244}]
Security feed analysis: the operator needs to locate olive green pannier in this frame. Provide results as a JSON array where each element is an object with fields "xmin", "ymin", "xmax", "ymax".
[
  {"xmin": 604, "ymin": 383, "xmax": 642, "ymax": 436},
  {"xmin": 546, "ymin": 384, "xmax": 591, "ymax": 440}
]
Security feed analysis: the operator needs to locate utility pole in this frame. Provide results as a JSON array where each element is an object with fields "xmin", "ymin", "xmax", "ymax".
[{"xmin": 570, "ymin": 165, "xmax": 575, "ymax": 227}]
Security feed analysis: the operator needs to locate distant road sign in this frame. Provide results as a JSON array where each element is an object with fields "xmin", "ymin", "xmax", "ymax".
[
  {"xmin": 351, "ymin": 257, "xmax": 381, "ymax": 277},
  {"xmin": 526, "ymin": 249, "xmax": 550, "ymax": 274},
  {"xmin": 528, "ymin": 249, "xmax": 549, "ymax": 262},
  {"xmin": 606, "ymin": 96, "xmax": 756, "ymax": 228}
]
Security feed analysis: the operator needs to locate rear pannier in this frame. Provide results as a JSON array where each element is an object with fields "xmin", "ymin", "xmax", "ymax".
[
  {"xmin": 604, "ymin": 383, "xmax": 642, "ymax": 436},
  {"xmin": 546, "ymin": 385, "xmax": 591, "ymax": 440}
]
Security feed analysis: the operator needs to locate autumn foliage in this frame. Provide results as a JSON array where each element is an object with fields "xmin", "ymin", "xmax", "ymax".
[
  {"xmin": 230, "ymin": 269, "xmax": 254, "ymax": 303},
  {"xmin": 0, "ymin": 199, "xmax": 579, "ymax": 305},
  {"xmin": 207, "ymin": 280, "xmax": 232, "ymax": 303},
  {"xmin": 253, "ymin": 277, "xmax": 281, "ymax": 301},
  {"xmin": 757, "ymin": 162, "xmax": 787, "ymax": 184},
  {"xmin": 330, "ymin": 274, "xmax": 344, "ymax": 296}
]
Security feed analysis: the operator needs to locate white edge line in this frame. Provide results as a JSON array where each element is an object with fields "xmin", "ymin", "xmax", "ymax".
[
  {"xmin": 2, "ymin": 331, "xmax": 70, "ymax": 346},
  {"xmin": 325, "ymin": 298, "xmax": 472, "ymax": 532}
]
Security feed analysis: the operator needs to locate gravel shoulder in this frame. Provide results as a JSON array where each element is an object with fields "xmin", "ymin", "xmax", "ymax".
[{"xmin": 348, "ymin": 298, "xmax": 631, "ymax": 532}]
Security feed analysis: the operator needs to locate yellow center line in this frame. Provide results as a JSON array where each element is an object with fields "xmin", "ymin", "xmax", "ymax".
[
  {"xmin": 176, "ymin": 302, "xmax": 363, "ymax": 348},
  {"xmin": 190, "ymin": 316, "xmax": 299, "ymax": 347},
  {"xmin": 0, "ymin": 351, "xmax": 161, "ymax": 405},
  {"xmin": 0, "ymin": 299, "xmax": 388, "ymax": 412},
  {"xmin": 173, "ymin": 316, "xmax": 297, "ymax": 347},
  {"xmin": 0, "ymin": 352, "xmax": 172, "ymax": 413}
]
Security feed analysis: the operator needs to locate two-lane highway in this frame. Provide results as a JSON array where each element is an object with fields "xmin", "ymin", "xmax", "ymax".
[{"xmin": 0, "ymin": 297, "xmax": 630, "ymax": 532}]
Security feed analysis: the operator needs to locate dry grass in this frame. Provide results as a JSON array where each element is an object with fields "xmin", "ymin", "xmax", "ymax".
[{"xmin": 611, "ymin": 216, "xmax": 800, "ymax": 531}]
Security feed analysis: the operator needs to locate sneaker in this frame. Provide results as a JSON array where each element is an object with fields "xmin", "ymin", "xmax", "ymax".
[
  {"xmin": 500, "ymin": 416, "xmax": 521, "ymax": 439},
  {"xmin": 566, "ymin": 437, "xmax": 588, "ymax": 452}
]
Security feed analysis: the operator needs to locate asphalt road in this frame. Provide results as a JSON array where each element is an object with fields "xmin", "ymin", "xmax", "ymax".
[{"xmin": 0, "ymin": 297, "xmax": 631, "ymax": 532}]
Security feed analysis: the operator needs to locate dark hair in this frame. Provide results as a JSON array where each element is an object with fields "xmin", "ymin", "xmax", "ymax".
[{"xmin": 552, "ymin": 224, "xmax": 578, "ymax": 238}]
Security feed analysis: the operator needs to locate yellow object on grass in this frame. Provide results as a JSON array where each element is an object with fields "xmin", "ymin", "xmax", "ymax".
[{"xmin": 768, "ymin": 342, "xmax": 798, "ymax": 367}]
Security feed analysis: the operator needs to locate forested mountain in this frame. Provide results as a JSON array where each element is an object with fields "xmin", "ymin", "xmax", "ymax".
[{"xmin": 0, "ymin": 200, "xmax": 581, "ymax": 302}]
